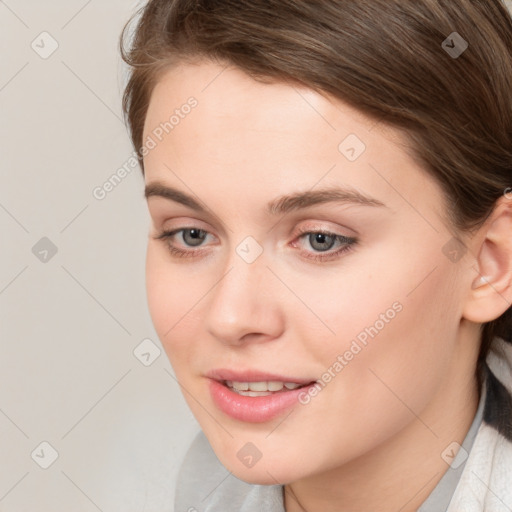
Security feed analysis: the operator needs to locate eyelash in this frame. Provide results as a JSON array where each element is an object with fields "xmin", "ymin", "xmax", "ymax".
[{"xmin": 153, "ymin": 226, "xmax": 357, "ymax": 263}]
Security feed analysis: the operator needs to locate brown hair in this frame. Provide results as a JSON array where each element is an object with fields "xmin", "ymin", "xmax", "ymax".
[{"xmin": 119, "ymin": 0, "xmax": 512, "ymax": 387}]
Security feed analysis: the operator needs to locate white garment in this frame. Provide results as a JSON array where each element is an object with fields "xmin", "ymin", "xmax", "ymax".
[{"xmin": 446, "ymin": 337, "xmax": 512, "ymax": 511}]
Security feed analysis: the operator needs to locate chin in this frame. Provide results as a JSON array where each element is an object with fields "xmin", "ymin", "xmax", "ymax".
[
  {"xmin": 218, "ymin": 450, "xmax": 306, "ymax": 486},
  {"xmin": 229, "ymin": 466, "xmax": 292, "ymax": 486}
]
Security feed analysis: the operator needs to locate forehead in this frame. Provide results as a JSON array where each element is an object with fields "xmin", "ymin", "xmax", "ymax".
[
  {"xmin": 143, "ymin": 61, "xmax": 397, "ymax": 175},
  {"xmin": 144, "ymin": 60, "xmax": 379, "ymax": 143},
  {"xmin": 142, "ymin": 61, "xmax": 447, "ymax": 229}
]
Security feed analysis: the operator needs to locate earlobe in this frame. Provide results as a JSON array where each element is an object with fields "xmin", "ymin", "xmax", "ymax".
[{"xmin": 463, "ymin": 196, "xmax": 512, "ymax": 323}]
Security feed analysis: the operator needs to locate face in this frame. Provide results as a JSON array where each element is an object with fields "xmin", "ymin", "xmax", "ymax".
[{"xmin": 143, "ymin": 60, "xmax": 473, "ymax": 485}]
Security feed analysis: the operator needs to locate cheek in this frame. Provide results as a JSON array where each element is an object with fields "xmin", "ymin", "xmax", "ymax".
[
  {"xmin": 145, "ymin": 243, "xmax": 203, "ymax": 364},
  {"xmin": 292, "ymin": 237, "xmax": 462, "ymax": 402},
  {"xmin": 299, "ymin": 233, "xmax": 460, "ymax": 351},
  {"xmin": 275, "ymin": 256, "xmax": 462, "ymax": 469}
]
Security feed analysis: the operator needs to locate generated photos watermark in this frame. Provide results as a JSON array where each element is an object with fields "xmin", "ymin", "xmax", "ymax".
[
  {"xmin": 92, "ymin": 97, "xmax": 198, "ymax": 201},
  {"xmin": 298, "ymin": 300, "xmax": 403, "ymax": 405}
]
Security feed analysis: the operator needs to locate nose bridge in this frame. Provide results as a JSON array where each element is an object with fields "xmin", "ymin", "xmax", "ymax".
[{"xmin": 204, "ymin": 242, "xmax": 283, "ymax": 344}]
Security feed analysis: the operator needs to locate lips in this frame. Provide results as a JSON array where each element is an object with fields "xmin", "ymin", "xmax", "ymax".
[
  {"xmin": 206, "ymin": 369, "xmax": 317, "ymax": 423},
  {"xmin": 206, "ymin": 369, "xmax": 314, "ymax": 386}
]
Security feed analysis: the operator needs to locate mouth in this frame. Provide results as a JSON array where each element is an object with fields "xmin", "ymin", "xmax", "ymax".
[
  {"xmin": 223, "ymin": 379, "xmax": 313, "ymax": 396},
  {"xmin": 207, "ymin": 371, "xmax": 318, "ymax": 423}
]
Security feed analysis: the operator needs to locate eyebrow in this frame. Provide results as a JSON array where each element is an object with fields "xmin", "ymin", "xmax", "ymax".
[{"xmin": 144, "ymin": 181, "xmax": 386, "ymax": 215}]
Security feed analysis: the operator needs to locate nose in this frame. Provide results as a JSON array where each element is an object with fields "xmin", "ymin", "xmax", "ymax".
[{"xmin": 204, "ymin": 249, "xmax": 285, "ymax": 346}]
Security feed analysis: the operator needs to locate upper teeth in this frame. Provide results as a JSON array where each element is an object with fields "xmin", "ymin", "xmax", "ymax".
[{"xmin": 226, "ymin": 381, "xmax": 302, "ymax": 392}]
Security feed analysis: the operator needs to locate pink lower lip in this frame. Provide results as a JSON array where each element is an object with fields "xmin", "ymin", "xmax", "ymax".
[{"xmin": 209, "ymin": 379, "xmax": 315, "ymax": 423}]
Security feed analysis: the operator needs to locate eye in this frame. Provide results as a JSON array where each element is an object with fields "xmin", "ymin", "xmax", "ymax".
[
  {"xmin": 293, "ymin": 228, "xmax": 357, "ymax": 262},
  {"xmin": 153, "ymin": 226, "xmax": 357, "ymax": 262},
  {"xmin": 153, "ymin": 227, "xmax": 213, "ymax": 258}
]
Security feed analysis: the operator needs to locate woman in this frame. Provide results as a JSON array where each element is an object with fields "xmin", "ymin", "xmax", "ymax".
[{"xmin": 119, "ymin": 1, "xmax": 512, "ymax": 510}]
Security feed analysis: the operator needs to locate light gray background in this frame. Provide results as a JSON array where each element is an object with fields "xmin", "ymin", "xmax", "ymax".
[
  {"xmin": 1, "ymin": 2, "xmax": 199, "ymax": 511},
  {"xmin": 1, "ymin": 1, "xmax": 512, "ymax": 511}
]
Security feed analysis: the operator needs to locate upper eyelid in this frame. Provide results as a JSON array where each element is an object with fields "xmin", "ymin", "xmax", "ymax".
[
  {"xmin": 147, "ymin": 198, "xmax": 366, "ymax": 235},
  {"xmin": 295, "ymin": 225, "xmax": 353, "ymax": 236},
  {"xmin": 163, "ymin": 227, "xmax": 214, "ymax": 240},
  {"xmin": 159, "ymin": 217, "xmax": 351, "ymax": 235}
]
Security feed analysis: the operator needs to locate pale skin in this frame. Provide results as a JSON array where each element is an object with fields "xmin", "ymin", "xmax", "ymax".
[{"xmin": 142, "ymin": 60, "xmax": 512, "ymax": 512}]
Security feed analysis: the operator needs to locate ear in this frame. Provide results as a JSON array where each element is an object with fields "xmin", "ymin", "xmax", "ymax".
[{"xmin": 463, "ymin": 194, "xmax": 512, "ymax": 323}]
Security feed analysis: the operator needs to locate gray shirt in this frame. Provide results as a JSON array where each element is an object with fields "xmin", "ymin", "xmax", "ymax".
[{"xmin": 174, "ymin": 381, "xmax": 486, "ymax": 512}]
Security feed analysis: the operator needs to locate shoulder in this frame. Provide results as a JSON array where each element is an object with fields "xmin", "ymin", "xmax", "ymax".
[
  {"xmin": 484, "ymin": 336, "xmax": 512, "ymax": 440},
  {"xmin": 174, "ymin": 431, "xmax": 284, "ymax": 512},
  {"xmin": 447, "ymin": 337, "xmax": 512, "ymax": 511}
]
